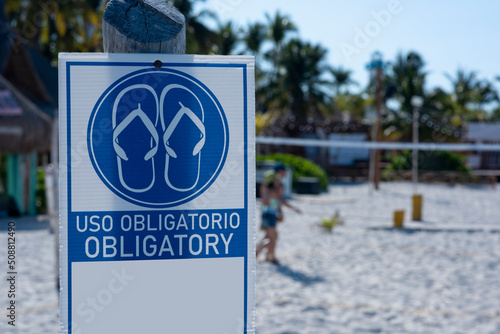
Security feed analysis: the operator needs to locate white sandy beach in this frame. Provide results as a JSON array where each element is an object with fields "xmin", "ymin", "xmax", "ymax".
[
  {"xmin": 1, "ymin": 182, "xmax": 500, "ymax": 333},
  {"xmin": 255, "ymin": 182, "xmax": 500, "ymax": 333}
]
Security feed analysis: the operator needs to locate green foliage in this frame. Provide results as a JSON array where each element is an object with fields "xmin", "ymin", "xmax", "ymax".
[
  {"xmin": 167, "ymin": 0, "xmax": 219, "ymax": 54},
  {"xmin": 256, "ymin": 153, "xmax": 329, "ymax": 190},
  {"xmin": 7, "ymin": 0, "xmax": 499, "ymax": 137},
  {"xmin": 36, "ymin": 168, "xmax": 47, "ymax": 214},
  {"xmin": 385, "ymin": 150, "xmax": 470, "ymax": 172},
  {"xmin": 489, "ymin": 106, "xmax": 500, "ymax": 122},
  {"xmin": 0, "ymin": 155, "xmax": 6, "ymax": 193},
  {"xmin": 320, "ymin": 211, "xmax": 344, "ymax": 232},
  {"xmin": 6, "ymin": 0, "xmax": 104, "ymax": 63},
  {"xmin": 274, "ymin": 38, "xmax": 331, "ymax": 122}
]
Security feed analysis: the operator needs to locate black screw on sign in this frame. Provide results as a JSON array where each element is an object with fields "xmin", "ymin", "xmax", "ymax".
[{"xmin": 154, "ymin": 60, "xmax": 163, "ymax": 68}]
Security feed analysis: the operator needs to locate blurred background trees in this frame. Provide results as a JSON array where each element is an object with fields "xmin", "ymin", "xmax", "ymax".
[
  {"xmin": 5, "ymin": 0, "xmax": 104, "ymax": 63},
  {"xmin": 4, "ymin": 0, "xmax": 500, "ymax": 138}
]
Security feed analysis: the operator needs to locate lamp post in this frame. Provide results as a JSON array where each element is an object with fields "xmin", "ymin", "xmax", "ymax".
[{"xmin": 410, "ymin": 95, "xmax": 424, "ymax": 220}]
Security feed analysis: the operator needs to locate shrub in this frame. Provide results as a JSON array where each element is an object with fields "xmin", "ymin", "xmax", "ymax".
[
  {"xmin": 320, "ymin": 213, "xmax": 344, "ymax": 232},
  {"xmin": 36, "ymin": 168, "xmax": 47, "ymax": 214},
  {"xmin": 256, "ymin": 153, "xmax": 329, "ymax": 190},
  {"xmin": 385, "ymin": 150, "xmax": 471, "ymax": 172}
]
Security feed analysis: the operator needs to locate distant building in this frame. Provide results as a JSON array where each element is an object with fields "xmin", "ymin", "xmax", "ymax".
[
  {"xmin": 465, "ymin": 123, "xmax": 500, "ymax": 170},
  {"xmin": 328, "ymin": 133, "xmax": 370, "ymax": 166}
]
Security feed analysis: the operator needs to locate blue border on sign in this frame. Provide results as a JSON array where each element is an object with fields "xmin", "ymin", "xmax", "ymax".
[{"xmin": 65, "ymin": 60, "xmax": 250, "ymax": 333}]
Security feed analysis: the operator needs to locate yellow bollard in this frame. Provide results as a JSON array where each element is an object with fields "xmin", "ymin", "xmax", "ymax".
[
  {"xmin": 393, "ymin": 210, "xmax": 404, "ymax": 228},
  {"xmin": 412, "ymin": 194, "xmax": 423, "ymax": 221}
]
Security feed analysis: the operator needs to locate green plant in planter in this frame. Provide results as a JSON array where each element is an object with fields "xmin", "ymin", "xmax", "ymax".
[{"xmin": 385, "ymin": 150, "xmax": 470, "ymax": 172}]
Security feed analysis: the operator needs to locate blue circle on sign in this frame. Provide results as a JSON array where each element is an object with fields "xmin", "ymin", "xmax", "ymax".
[{"xmin": 88, "ymin": 68, "xmax": 229, "ymax": 208}]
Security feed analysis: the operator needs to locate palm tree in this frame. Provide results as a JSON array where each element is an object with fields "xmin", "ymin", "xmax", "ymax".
[
  {"xmin": 445, "ymin": 69, "xmax": 479, "ymax": 107},
  {"xmin": 445, "ymin": 69, "xmax": 500, "ymax": 124},
  {"xmin": 472, "ymin": 79, "xmax": 499, "ymax": 110},
  {"xmin": 5, "ymin": 0, "xmax": 104, "ymax": 63},
  {"xmin": 329, "ymin": 66, "xmax": 358, "ymax": 96},
  {"xmin": 382, "ymin": 51, "xmax": 429, "ymax": 141},
  {"xmin": 167, "ymin": 0, "xmax": 217, "ymax": 54},
  {"xmin": 265, "ymin": 11, "xmax": 296, "ymax": 68},
  {"xmin": 243, "ymin": 21, "xmax": 268, "ymax": 112},
  {"xmin": 244, "ymin": 22, "xmax": 266, "ymax": 55},
  {"xmin": 489, "ymin": 106, "xmax": 500, "ymax": 122},
  {"xmin": 383, "ymin": 54, "xmax": 472, "ymax": 142},
  {"xmin": 278, "ymin": 38, "xmax": 330, "ymax": 122},
  {"xmin": 389, "ymin": 51, "xmax": 426, "ymax": 110},
  {"xmin": 249, "ymin": 12, "xmax": 297, "ymax": 114},
  {"xmin": 213, "ymin": 21, "xmax": 239, "ymax": 55},
  {"xmin": 259, "ymin": 12, "xmax": 297, "ymax": 113}
]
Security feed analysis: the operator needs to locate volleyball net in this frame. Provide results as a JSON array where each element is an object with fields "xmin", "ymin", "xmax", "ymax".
[{"xmin": 256, "ymin": 136, "xmax": 500, "ymax": 152}]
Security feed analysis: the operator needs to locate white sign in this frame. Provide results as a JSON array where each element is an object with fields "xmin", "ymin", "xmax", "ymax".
[{"xmin": 59, "ymin": 53, "xmax": 255, "ymax": 334}]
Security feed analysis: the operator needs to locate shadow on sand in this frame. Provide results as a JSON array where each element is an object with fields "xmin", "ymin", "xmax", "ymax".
[
  {"xmin": 367, "ymin": 225, "xmax": 500, "ymax": 234},
  {"xmin": 275, "ymin": 263, "xmax": 325, "ymax": 286}
]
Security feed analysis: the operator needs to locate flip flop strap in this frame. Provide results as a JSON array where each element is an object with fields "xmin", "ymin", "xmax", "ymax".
[
  {"xmin": 163, "ymin": 102, "xmax": 206, "ymax": 158},
  {"xmin": 113, "ymin": 104, "xmax": 159, "ymax": 161}
]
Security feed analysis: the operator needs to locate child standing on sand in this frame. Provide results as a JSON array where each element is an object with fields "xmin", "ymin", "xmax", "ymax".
[{"xmin": 256, "ymin": 163, "xmax": 301, "ymax": 265}]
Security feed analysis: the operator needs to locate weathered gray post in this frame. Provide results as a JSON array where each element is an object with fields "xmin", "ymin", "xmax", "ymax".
[{"xmin": 103, "ymin": 0, "xmax": 185, "ymax": 53}]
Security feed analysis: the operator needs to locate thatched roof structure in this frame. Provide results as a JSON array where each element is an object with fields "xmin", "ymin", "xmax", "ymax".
[
  {"xmin": 0, "ymin": 75, "xmax": 52, "ymax": 153},
  {"xmin": 0, "ymin": 3, "xmax": 57, "ymax": 153},
  {"xmin": 1, "ymin": 33, "xmax": 58, "ymax": 119}
]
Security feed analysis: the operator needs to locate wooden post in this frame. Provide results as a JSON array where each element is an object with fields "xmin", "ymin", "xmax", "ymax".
[{"xmin": 103, "ymin": 0, "xmax": 186, "ymax": 53}]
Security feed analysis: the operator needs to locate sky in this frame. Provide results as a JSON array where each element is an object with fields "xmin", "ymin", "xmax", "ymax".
[{"xmin": 199, "ymin": 0, "xmax": 500, "ymax": 95}]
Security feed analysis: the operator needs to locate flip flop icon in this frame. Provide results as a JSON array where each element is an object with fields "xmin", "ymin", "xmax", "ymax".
[
  {"xmin": 160, "ymin": 84, "xmax": 206, "ymax": 192},
  {"xmin": 112, "ymin": 84, "xmax": 159, "ymax": 193}
]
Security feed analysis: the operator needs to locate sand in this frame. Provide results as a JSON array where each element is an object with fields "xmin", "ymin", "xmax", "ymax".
[{"xmin": 1, "ymin": 182, "xmax": 500, "ymax": 333}]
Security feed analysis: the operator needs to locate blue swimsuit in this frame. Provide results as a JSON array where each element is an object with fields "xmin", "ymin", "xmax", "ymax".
[{"xmin": 261, "ymin": 198, "xmax": 280, "ymax": 228}]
